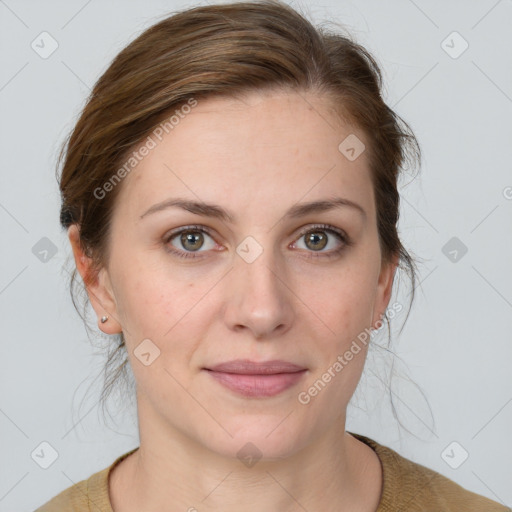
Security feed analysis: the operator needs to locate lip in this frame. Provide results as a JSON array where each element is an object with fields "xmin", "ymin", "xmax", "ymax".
[
  {"xmin": 203, "ymin": 359, "xmax": 307, "ymax": 398},
  {"xmin": 207, "ymin": 359, "xmax": 306, "ymax": 374}
]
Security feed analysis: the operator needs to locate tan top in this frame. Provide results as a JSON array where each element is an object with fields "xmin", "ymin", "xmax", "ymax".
[{"xmin": 34, "ymin": 432, "xmax": 510, "ymax": 511}]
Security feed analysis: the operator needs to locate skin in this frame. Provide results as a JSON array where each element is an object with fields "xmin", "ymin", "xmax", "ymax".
[{"xmin": 69, "ymin": 89, "xmax": 398, "ymax": 511}]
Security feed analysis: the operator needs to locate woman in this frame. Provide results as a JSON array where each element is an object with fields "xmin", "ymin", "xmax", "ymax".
[{"xmin": 35, "ymin": 1, "xmax": 509, "ymax": 510}]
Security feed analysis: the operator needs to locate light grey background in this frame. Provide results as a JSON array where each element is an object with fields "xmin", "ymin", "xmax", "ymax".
[{"xmin": 1, "ymin": 0, "xmax": 511, "ymax": 510}]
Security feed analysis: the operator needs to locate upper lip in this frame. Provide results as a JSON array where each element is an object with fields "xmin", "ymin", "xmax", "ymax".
[{"xmin": 205, "ymin": 359, "xmax": 306, "ymax": 375}]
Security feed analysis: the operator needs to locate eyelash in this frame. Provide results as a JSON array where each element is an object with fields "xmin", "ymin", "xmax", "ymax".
[{"xmin": 163, "ymin": 223, "xmax": 352, "ymax": 260}]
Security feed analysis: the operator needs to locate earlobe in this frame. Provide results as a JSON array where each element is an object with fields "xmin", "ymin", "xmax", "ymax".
[{"xmin": 67, "ymin": 225, "xmax": 123, "ymax": 334}]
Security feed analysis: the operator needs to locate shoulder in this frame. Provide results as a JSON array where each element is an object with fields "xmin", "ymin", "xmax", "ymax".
[
  {"xmin": 33, "ymin": 477, "xmax": 91, "ymax": 511},
  {"xmin": 349, "ymin": 432, "xmax": 510, "ymax": 512},
  {"xmin": 34, "ymin": 448, "xmax": 139, "ymax": 512}
]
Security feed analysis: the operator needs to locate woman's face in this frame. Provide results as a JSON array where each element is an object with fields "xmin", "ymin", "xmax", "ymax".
[{"xmin": 72, "ymin": 89, "xmax": 396, "ymax": 460}]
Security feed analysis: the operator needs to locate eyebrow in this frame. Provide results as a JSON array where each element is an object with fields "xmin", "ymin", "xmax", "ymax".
[{"xmin": 139, "ymin": 196, "xmax": 366, "ymax": 223}]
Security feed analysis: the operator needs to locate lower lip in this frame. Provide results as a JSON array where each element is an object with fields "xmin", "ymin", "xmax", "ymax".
[{"xmin": 205, "ymin": 370, "xmax": 307, "ymax": 397}]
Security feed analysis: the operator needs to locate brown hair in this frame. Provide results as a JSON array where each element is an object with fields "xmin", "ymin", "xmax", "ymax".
[{"xmin": 57, "ymin": 0, "xmax": 421, "ymax": 423}]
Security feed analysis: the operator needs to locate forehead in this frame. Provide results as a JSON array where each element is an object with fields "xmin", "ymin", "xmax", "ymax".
[{"xmin": 115, "ymin": 89, "xmax": 374, "ymax": 221}]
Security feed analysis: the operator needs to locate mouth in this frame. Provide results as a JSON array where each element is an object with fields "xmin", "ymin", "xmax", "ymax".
[{"xmin": 203, "ymin": 359, "xmax": 307, "ymax": 398}]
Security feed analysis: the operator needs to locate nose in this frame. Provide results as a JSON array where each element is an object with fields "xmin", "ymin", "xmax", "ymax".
[{"xmin": 223, "ymin": 244, "xmax": 295, "ymax": 340}]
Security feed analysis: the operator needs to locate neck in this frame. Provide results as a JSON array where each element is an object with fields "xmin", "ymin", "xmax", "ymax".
[{"xmin": 109, "ymin": 399, "xmax": 382, "ymax": 512}]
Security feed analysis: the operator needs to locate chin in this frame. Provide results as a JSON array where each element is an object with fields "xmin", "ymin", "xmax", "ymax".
[{"xmin": 198, "ymin": 417, "xmax": 310, "ymax": 463}]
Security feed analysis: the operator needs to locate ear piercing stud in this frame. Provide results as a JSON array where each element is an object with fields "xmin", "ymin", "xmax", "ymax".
[{"xmin": 101, "ymin": 315, "xmax": 109, "ymax": 323}]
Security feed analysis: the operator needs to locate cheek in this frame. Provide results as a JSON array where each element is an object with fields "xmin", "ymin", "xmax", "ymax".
[
  {"xmin": 303, "ymin": 271, "xmax": 376, "ymax": 347},
  {"xmin": 112, "ymin": 261, "xmax": 194, "ymax": 337},
  {"xmin": 114, "ymin": 274, "xmax": 198, "ymax": 394},
  {"xmin": 113, "ymin": 275, "xmax": 168, "ymax": 333},
  {"xmin": 112, "ymin": 267, "xmax": 209, "ymax": 373},
  {"xmin": 294, "ymin": 269, "xmax": 376, "ymax": 409}
]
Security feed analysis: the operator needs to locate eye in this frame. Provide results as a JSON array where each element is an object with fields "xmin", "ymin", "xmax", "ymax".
[
  {"xmin": 163, "ymin": 223, "xmax": 351, "ymax": 260},
  {"xmin": 164, "ymin": 225, "xmax": 217, "ymax": 259},
  {"xmin": 292, "ymin": 224, "xmax": 350, "ymax": 259}
]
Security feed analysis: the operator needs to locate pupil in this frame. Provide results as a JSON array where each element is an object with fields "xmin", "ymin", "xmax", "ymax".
[
  {"xmin": 182, "ymin": 232, "xmax": 203, "ymax": 251},
  {"xmin": 308, "ymin": 232, "xmax": 326, "ymax": 250}
]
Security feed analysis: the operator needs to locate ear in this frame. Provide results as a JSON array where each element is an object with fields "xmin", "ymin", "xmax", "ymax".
[
  {"xmin": 67, "ymin": 224, "xmax": 122, "ymax": 334},
  {"xmin": 371, "ymin": 252, "xmax": 399, "ymax": 329}
]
